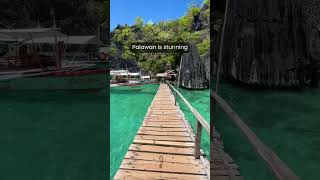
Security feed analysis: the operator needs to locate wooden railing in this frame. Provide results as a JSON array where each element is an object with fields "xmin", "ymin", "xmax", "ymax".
[
  {"xmin": 167, "ymin": 82, "xmax": 210, "ymax": 159},
  {"xmin": 211, "ymin": 91, "xmax": 299, "ymax": 180}
]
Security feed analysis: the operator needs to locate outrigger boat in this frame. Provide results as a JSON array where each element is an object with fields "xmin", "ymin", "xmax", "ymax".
[
  {"xmin": 110, "ymin": 70, "xmax": 142, "ymax": 87},
  {"xmin": 0, "ymin": 28, "xmax": 108, "ymax": 90}
]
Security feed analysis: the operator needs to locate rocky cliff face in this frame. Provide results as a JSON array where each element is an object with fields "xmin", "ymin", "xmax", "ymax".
[
  {"xmin": 213, "ymin": 0, "xmax": 320, "ymax": 88},
  {"xmin": 203, "ymin": 51, "xmax": 210, "ymax": 82},
  {"xmin": 179, "ymin": 44, "xmax": 209, "ymax": 89},
  {"xmin": 180, "ymin": 4, "xmax": 210, "ymax": 89}
]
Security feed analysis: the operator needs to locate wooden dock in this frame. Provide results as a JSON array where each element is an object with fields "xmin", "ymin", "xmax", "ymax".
[
  {"xmin": 114, "ymin": 84, "xmax": 210, "ymax": 180},
  {"xmin": 211, "ymin": 130, "xmax": 243, "ymax": 180}
]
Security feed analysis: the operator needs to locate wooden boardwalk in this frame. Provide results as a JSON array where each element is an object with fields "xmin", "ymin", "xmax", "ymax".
[
  {"xmin": 114, "ymin": 84, "xmax": 210, "ymax": 180},
  {"xmin": 211, "ymin": 130, "xmax": 243, "ymax": 180}
]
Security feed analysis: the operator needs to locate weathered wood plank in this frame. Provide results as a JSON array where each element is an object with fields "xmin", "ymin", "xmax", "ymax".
[
  {"xmin": 119, "ymin": 159, "xmax": 206, "ymax": 175},
  {"xmin": 129, "ymin": 144, "xmax": 194, "ymax": 156},
  {"xmin": 124, "ymin": 151, "xmax": 202, "ymax": 164},
  {"xmin": 134, "ymin": 139, "xmax": 194, "ymax": 148},
  {"xmin": 135, "ymin": 135, "xmax": 193, "ymax": 142},
  {"xmin": 143, "ymin": 121, "xmax": 182, "ymax": 125},
  {"xmin": 138, "ymin": 130, "xmax": 190, "ymax": 136},
  {"xmin": 139, "ymin": 127, "xmax": 187, "ymax": 132},
  {"xmin": 114, "ymin": 170, "xmax": 208, "ymax": 180},
  {"xmin": 142, "ymin": 123, "xmax": 186, "ymax": 128}
]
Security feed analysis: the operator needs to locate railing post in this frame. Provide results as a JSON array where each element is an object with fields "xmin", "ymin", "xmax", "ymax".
[
  {"xmin": 194, "ymin": 121, "xmax": 203, "ymax": 159},
  {"xmin": 174, "ymin": 91, "xmax": 177, "ymax": 106}
]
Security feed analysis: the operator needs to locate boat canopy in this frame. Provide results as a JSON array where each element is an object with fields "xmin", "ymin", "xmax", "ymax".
[
  {"xmin": 156, "ymin": 73, "xmax": 167, "ymax": 77},
  {"xmin": 141, "ymin": 76, "xmax": 150, "ymax": 79},
  {"xmin": 23, "ymin": 35, "xmax": 104, "ymax": 45},
  {"xmin": 0, "ymin": 28, "xmax": 66, "ymax": 42},
  {"xmin": 129, "ymin": 73, "xmax": 140, "ymax": 76},
  {"xmin": 110, "ymin": 70, "xmax": 140, "ymax": 77},
  {"xmin": 110, "ymin": 70, "xmax": 129, "ymax": 75},
  {"xmin": 0, "ymin": 33, "xmax": 16, "ymax": 42}
]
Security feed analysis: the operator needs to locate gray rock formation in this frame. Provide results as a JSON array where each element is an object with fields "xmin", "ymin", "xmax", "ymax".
[
  {"xmin": 178, "ymin": 44, "xmax": 209, "ymax": 89},
  {"xmin": 213, "ymin": 0, "xmax": 320, "ymax": 88},
  {"xmin": 203, "ymin": 51, "xmax": 210, "ymax": 83},
  {"xmin": 192, "ymin": 4, "xmax": 210, "ymax": 31}
]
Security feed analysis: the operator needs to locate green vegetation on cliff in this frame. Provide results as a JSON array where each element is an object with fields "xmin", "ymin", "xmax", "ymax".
[{"xmin": 111, "ymin": 0, "xmax": 210, "ymax": 74}]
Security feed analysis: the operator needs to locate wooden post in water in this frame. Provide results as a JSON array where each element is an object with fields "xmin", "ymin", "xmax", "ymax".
[{"xmin": 194, "ymin": 121, "xmax": 203, "ymax": 159}]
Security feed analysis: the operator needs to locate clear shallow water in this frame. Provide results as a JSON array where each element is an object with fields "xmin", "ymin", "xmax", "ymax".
[
  {"xmin": 109, "ymin": 84, "xmax": 210, "ymax": 178},
  {"xmin": 0, "ymin": 89, "xmax": 107, "ymax": 180},
  {"xmin": 110, "ymin": 84, "xmax": 159, "ymax": 178},
  {"xmin": 213, "ymin": 81, "xmax": 320, "ymax": 180},
  {"xmin": 174, "ymin": 86, "xmax": 210, "ymax": 158}
]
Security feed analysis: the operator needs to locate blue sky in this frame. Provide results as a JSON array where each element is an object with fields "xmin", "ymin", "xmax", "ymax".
[{"xmin": 111, "ymin": 0, "xmax": 202, "ymax": 30}]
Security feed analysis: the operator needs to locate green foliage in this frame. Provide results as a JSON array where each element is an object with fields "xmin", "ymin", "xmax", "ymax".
[
  {"xmin": 110, "ymin": 0, "xmax": 210, "ymax": 74},
  {"xmin": 135, "ymin": 17, "xmax": 144, "ymax": 28},
  {"xmin": 196, "ymin": 38, "xmax": 210, "ymax": 56},
  {"xmin": 110, "ymin": 47, "xmax": 118, "ymax": 56},
  {"xmin": 203, "ymin": 0, "xmax": 210, "ymax": 6},
  {"xmin": 188, "ymin": 6, "xmax": 201, "ymax": 16}
]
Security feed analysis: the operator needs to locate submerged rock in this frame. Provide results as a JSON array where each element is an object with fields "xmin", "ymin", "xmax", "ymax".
[
  {"xmin": 213, "ymin": 0, "xmax": 320, "ymax": 88},
  {"xmin": 178, "ymin": 44, "xmax": 209, "ymax": 89}
]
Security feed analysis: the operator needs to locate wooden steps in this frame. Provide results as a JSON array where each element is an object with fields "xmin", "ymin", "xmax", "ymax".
[{"xmin": 114, "ymin": 84, "xmax": 209, "ymax": 180}]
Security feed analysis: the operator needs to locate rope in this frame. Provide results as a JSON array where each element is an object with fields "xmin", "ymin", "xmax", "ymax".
[
  {"xmin": 213, "ymin": 1, "xmax": 237, "ymax": 179},
  {"xmin": 215, "ymin": 0, "xmax": 229, "ymax": 94}
]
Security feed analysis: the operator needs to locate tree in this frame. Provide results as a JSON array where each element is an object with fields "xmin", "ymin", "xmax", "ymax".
[{"xmin": 134, "ymin": 17, "xmax": 144, "ymax": 28}]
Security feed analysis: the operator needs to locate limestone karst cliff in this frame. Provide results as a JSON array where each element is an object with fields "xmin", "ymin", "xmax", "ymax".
[
  {"xmin": 213, "ymin": 0, "xmax": 320, "ymax": 88},
  {"xmin": 179, "ymin": 44, "xmax": 209, "ymax": 89}
]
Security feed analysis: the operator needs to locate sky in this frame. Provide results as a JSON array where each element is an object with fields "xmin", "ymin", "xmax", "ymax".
[{"xmin": 110, "ymin": 0, "xmax": 202, "ymax": 30}]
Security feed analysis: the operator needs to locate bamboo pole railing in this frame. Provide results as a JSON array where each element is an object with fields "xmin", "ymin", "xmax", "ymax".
[{"xmin": 211, "ymin": 91, "xmax": 299, "ymax": 180}]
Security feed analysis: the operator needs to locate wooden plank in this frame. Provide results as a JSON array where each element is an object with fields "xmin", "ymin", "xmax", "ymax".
[
  {"xmin": 144, "ymin": 120, "xmax": 183, "ymax": 123},
  {"xmin": 148, "ymin": 114, "xmax": 181, "ymax": 118},
  {"xmin": 137, "ymin": 130, "xmax": 190, "ymax": 137},
  {"xmin": 124, "ymin": 151, "xmax": 201, "ymax": 164},
  {"xmin": 143, "ymin": 121, "xmax": 182, "ymax": 125},
  {"xmin": 129, "ymin": 144, "xmax": 194, "ymax": 156},
  {"xmin": 150, "ymin": 112, "xmax": 178, "ymax": 115},
  {"xmin": 119, "ymin": 159, "xmax": 206, "ymax": 175},
  {"xmin": 145, "ymin": 117, "xmax": 183, "ymax": 121},
  {"xmin": 142, "ymin": 123, "xmax": 185, "ymax": 128},
  {"xmin": 114, "ymin": 169, "xmax": 208, "ymax": 180},
  {"xmin": 135, "ymin": 135, "xmax": 193, "ymax": 142},
  {"xmin": 134, "ymin": 139, "xmax": 194, "ymax": 148},
  {"xmin": 139, "ymin": 127, "xmax": 187, "ymax": 132}
]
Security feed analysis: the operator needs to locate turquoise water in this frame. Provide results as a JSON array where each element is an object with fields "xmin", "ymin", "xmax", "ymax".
[
  {"xmin": 213, "ymin": 81, "xmax": 320, "ymax": 180},
  {"xmin": 174, "ymin": 86, "xmax": 210, "ymax": 158},
  {"xmin": 110, "ymin": 84, "xmax": 159, "ymax": 178},
  {"xmin": 0, "ymin": 89, "xmax": 107, "ymax": 180},
  {"xmin": 109, "ymin": 84, "xmax": 210, "ymax": 178}
]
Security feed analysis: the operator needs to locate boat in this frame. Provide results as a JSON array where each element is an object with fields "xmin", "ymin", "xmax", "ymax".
[
  {"xmin": 110, "ymin": 69, "xmax": 142, "ymax": 87},
  {"xmin": 0, "ymin": 28, "xmax": 108, "ymax": 90},
  {"xmin": 110, "ymin": 84, "xmax": 118, "ymax": 88},
  {"xmin": 0, "ymin": 68, "xmax": 107, "ymax": 90}
]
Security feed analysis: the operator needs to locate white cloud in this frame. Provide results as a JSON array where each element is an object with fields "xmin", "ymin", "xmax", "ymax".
[{"xmin": 147, "ymin": 19, "xmax": 154, "ymax": 25}]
